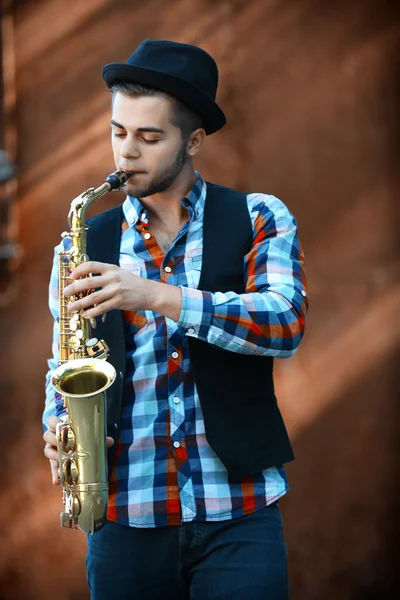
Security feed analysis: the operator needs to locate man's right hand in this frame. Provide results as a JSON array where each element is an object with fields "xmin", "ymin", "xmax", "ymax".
[
  {"xmin": 43, "ymin": 416, "xmax": 115, "ymax": 486},
  {"xmin": 43, "ymin": 415, "xmax": 63, "ymax": 485}
]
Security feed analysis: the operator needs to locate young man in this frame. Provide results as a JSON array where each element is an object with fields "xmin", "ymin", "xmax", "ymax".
[{"xmin": 43, "ymin": 39, "xmax": 308, "ymax": 600}]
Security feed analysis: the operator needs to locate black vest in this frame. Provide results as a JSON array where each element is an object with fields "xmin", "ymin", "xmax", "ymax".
[{"xmin": 86, "ymin": 182, "xmax": 294, "ymax": 481}]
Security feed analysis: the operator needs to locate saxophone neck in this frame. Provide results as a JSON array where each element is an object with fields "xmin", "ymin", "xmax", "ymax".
[
  {"xmin": 68, "ymin": 183, "xmax": 108, "ymax": 230},
  {"xmin": 67, "ymin": 170, "xmax": 131, "ymax": 231}
]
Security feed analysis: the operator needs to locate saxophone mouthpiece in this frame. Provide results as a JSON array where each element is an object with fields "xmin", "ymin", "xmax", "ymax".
[{"xmin": 105, "ymin": 170, "xmax": 133, "ymax": 190}]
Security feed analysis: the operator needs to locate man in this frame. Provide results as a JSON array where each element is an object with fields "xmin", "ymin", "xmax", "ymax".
[{"xmin": 43, "ymin": 39, "xmax": 308, "ymax": 600}]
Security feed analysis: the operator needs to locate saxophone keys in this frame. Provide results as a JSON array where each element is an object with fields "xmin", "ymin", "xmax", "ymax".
[
  {"xmin": 60, "ymin": 493, "xmax": 80, "ymax": 528},
  {"xmin": 90, "ymin": 317, "xmax": 96, "ymax": 328},
  {"xmin": 60, "ymin": 512, "xmax": 74, "ymax": 529},
  {"xmin": 68, "ymin": 335, "xmax": 80, "ymax": 350},
  {"xmin": 71, "ymin": 493, "xmax": 81, "ymax": 519},
  {"xmin": 59, "ymin": 424, "xmax": 75, "ymax": 453},
  {"xmin": 63, "ymin": 458, "xmax": 79, "ymax": 485}
]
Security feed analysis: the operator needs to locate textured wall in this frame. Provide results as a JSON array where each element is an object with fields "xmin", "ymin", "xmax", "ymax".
[{"xmin": 0, "ymin": 0, "xmax": 399, "ymax": 598}]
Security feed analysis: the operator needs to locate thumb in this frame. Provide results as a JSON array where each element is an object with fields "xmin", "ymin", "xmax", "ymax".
[{"xmin": 106, "ymin": 436, "xmax": 114, "ymax": 448}]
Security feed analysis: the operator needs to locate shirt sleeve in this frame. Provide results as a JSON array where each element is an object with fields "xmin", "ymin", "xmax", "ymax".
[
  {"xmin": 43, "ymin": 240, "xmax": 70, "ymax": 431},
  {"xmin": 178, "ymin": 193, "xmax": 308, "ymax": 358}
]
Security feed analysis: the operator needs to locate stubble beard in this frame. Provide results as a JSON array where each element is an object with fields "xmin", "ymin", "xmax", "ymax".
[{"xmin": 123, "ymin": 140, "xmax": 188, "ymax": 199}]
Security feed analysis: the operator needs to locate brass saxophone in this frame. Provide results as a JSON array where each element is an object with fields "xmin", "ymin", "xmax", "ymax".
[{"xmin": 51, "ymin": 170, "xmax": 131, "ymax": 534}]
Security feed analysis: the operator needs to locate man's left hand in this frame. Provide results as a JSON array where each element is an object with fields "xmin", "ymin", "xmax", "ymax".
[
  {"xmin": 63, "ymin": 261, "xmax": 160, "ymax": 319},
  {"xmin": 64, "ymin": 261, "xmax": 182, "ymax": 321}
]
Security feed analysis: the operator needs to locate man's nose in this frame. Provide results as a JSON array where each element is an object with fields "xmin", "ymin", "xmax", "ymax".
[{"xmin": 120, "ymin": 136, "xmax": 140, "ymax": 160}]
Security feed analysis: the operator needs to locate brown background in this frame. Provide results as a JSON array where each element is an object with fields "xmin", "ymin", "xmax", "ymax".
[{"xmin": 0, "ymin": 0, "xmax": 399, "ymax": 598}]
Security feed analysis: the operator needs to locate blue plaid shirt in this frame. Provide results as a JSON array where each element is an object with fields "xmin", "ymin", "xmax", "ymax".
[{"xmin": 44, "ymin": 172, "xmax": 308, "ymax": 527}]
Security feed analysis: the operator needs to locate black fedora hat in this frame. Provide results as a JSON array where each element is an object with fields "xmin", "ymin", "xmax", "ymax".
[{"xmin": 102, "ymin": 39, "xmax": 226, "ymax": 135}]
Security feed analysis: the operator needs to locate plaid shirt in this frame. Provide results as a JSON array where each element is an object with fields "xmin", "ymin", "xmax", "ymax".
[{"xmin": 44, "ymin": 172, "xmax": 308, "ymax": 528}]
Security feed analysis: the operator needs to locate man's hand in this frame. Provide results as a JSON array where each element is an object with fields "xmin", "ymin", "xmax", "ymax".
[
  {"xmin": 43, "ymin": 415, "xmax": 114, "ymax": 486},
  {"xmin": 63, "ymin": 261, "xmax": 182, "ymax": 322},
  {"xmin": 43, "ymin": 416, "xmax": 63, "ymax": 485}
]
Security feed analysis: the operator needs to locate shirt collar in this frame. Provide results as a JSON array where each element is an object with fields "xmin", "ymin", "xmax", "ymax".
[
  {"xmin": 122, "ymin": 171, "xmax": 207, "ymax": 228},
  {"xmin": 183, "ymin": 171, "xmax": 207, "ymax": 216},
  {"xmin": 122, "ymin": 194, "xmax": 147, "ymax": 228}
]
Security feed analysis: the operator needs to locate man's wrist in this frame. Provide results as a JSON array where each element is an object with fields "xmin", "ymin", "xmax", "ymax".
[{"xmin": 146, "ymin": 280, "xmax": 182, "ymax": 322}]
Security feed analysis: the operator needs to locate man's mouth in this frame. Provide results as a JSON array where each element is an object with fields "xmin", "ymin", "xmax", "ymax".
[
  {"xmin": 126, "ymin": 171, "xmax": 146, "ymax": 178},
  {"xmin": 121, "ymin": 168, "xmax": 146, "ymax": 174}
]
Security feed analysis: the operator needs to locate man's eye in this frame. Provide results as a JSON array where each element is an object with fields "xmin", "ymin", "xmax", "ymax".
[
  {"xmin": 142, "ymin": 138, "xmax": 160, "ymax": 144},
  {"xmin": 113, "ymin": 133, "xmax": 126, "ymax": 138}
]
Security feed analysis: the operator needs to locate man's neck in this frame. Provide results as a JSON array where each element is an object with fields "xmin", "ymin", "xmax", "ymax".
[{"xmin": 140, "ymin": 165, "xmax": 196, "ymax": 226}]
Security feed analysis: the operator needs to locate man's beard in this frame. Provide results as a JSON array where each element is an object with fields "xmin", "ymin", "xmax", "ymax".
[{"xmin": 124, "ymin": 140, "xmax": 187, "ymax": 199}]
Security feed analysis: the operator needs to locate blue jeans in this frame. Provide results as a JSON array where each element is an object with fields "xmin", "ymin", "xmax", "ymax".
[{"xmin": 86, "ymin": 502, "xmax": 288, "ymax": 599}]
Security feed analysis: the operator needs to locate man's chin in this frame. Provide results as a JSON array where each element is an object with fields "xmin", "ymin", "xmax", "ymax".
[{"xmin": 123, "ymin": 181, "xmax": 150, "ymax": 198}]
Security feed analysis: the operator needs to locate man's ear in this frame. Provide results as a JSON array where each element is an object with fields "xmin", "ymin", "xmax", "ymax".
[{"xmin": 187, "ymin": 128, "xmax": 206, "ymax": 157}]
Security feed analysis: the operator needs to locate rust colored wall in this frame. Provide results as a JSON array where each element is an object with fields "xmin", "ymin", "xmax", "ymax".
[{"xmin": 0, "ymin": 1, "xmax": 399, "ymax": 598}]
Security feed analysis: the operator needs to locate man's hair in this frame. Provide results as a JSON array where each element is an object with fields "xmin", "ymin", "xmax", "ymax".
[{"xmin": 110, "ymin": 82, "xmax": 204, "ymax": 142}]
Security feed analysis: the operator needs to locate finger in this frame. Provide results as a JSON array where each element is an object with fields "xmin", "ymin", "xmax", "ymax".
[
  {"xmin": 44, "ymin": 442, "xmax": 59, "ymax": 462},
  {"xmin": 68, "ymin": 285, "xmax": 115, "ymax": 312},
  {"xmin": 106, "ymin": 437, "xmax": 114, "ymax": 448},
  {"xmin": 43, "ymin": 429, "xmax": 58, "ymax": 447},
  {"xmin": 50, "ymin": 459, "xmax": 60, "ymax": 485},
  {"xmin": 82, "ymin": 298, "xmax": 115, "ymax": 320},
  {"xmin": 70, "ymin": 261, "xmax": 113, "ymax": 280},
  {"xmin": 47, "ymin": 415, "xmax": 63, "ymax": 432},
  {"xmin": 67, "ymin": 287, "xmax": 115, "ymax": 314},
  {"xmin": 63, "ymin": 274, "xmax": 107, "ymax": 298}
]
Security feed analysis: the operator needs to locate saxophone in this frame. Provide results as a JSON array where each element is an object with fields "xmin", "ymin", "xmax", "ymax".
[{"xmin": 51, "ymin": 170, "xmax": 131, "ymax": 534}]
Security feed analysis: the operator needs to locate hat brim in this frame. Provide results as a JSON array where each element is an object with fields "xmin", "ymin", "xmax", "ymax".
[{"xmin": 102, "ymin": 63, "xmax": 226, "ymax": 135}]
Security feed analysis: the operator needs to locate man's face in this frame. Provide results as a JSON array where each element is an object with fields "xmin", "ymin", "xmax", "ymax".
[{"xmin": 111, "ymin": 92, "xmax": 187, "ymax": 198}]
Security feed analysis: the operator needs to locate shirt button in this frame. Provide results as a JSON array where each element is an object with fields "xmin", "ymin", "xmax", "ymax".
[
  {"xmin": 173, "ymin": 396, "xmax": 180, "ymax": 404},
  {"xmin": 165, "ymin": 266, "xmax": 172, "ymax": 273},
  {"xmin": 141, "ymin": 212, "xmax": 146, "ymax": 220},
  {"xmin": 171, "ymin": 351, "xmax": 179, "ymax": 359},
  {"xmin": 301, "ymin": 290, "xmax": 307, "ymax": 297},
  {"xmin": 173, "ymin": 441, "xmax": 180, "ymax": 448},
  {"xmin": 144, "ymin": 232, "xmax": 151, "ymax": 240},
  {"xmin": 187, "ymin": 327, "xmax": 195, "ymax": 334}
]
